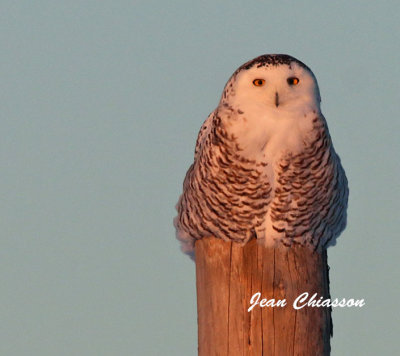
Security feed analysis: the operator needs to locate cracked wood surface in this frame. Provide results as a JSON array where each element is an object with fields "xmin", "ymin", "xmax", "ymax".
[{"xmin": 195, "ymin": 237, "xmax": 331, "ymax": 356}]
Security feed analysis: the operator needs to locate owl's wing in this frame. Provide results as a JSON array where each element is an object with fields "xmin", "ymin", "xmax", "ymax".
[
  {"xmin": 322, "ymin": 151, "xmax": 349, "ymax": 247},
  {"xmin": 194, "ymin": 111, "xmax": 214, "ymax": 160},
  {"xmin": 174, "ymin": 111, "xmax": 215, "ymax": 257},
  {"xmin": 264, "ymin": 115, "xmax": 349, "ymax": 250}
]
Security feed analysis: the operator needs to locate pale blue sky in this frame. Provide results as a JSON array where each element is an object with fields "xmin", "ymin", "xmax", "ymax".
[{"xmin": 1, "ymin": 1, "xmax": 399, "ymax": 355}]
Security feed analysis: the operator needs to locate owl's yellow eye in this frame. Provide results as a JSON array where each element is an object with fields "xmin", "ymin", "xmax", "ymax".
[
  {"xmin": 287, "ymin": 77, "xmax": 300, "ymax": 85},
  {"xmin": 252, "ymin": 79, "xmax": 265, "ymax": 87}
]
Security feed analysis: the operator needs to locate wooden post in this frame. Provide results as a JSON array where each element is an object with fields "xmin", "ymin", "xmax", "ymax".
[{"xmin": 195, "ymin": 237, "xmax": 331, "ymax": 356}]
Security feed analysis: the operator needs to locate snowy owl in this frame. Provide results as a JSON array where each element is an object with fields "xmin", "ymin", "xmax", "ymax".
[{"xmin": 174, "ymin": 54, "xmax": 348, "ymax": 256}]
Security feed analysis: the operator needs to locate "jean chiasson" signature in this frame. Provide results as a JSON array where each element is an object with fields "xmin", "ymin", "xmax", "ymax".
[{"xmin": 248, "ymin": 292, "xmax": 365, "ymax": 312}]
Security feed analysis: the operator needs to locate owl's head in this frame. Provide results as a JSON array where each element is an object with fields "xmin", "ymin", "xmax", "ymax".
[
  {"xmin": 221, "ymin": 54, "xmax": 321, "ymax": 115},
  {"xmin": 218, "ymin": 55, "xmax": 323, "ymax": 157}
]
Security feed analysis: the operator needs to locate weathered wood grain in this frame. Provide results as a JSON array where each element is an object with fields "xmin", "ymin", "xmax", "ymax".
[{"xmin": 196, "ymin": 237, "xmax": 331, "ymax": 356}]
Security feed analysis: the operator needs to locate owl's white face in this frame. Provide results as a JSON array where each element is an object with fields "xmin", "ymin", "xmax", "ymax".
[
  {"xmin": 225, "ymin": 62, "xmax": 320, "ymax": 115},
  {"xmin": 219, "ymin": 59, "xmax": 322, "ymax": 159}
]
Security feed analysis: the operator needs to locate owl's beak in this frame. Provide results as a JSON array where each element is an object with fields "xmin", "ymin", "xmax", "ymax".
[{"xmin": 275, "ymin": 92, "xmax": 279, "ymax": 107}]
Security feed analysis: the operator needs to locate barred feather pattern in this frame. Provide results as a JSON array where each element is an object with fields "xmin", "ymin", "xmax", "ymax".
[
  {"xmin": 175, "ymin": 110, "xmax": 272, "ymax": 255},
  {"xmin": 174, "ymin": 112, "xmax": 348, "ymax": 255}
]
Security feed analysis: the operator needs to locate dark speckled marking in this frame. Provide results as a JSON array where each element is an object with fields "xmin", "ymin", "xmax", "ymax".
[{"xmin": 239, "ymin": 54, "xmax": 311, "ymax": 72}]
